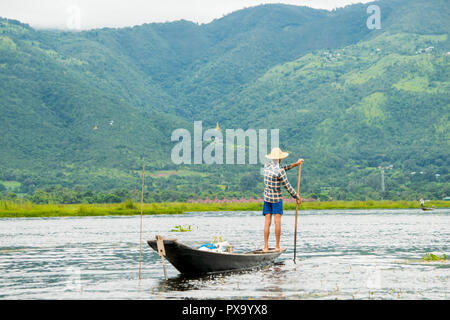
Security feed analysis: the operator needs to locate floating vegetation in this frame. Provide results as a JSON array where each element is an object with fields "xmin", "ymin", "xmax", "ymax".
[
  {"xmin": 170, "ymin": 225, "xmax": 193, "ymax": 232},
  {"xmin": 422, "ymin": 253, "xmax": 447, "ymax": 262}
]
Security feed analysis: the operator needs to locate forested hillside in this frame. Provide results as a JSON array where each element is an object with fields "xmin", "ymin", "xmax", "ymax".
[{"xmin": 0, "ymin": 0, "xmax": 448, "ymax": 203}]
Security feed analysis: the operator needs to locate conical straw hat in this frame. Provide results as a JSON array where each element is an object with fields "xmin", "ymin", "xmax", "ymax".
[{"xmin": 265, "ymin": 147, "xmax": 289, "ymax": 160}]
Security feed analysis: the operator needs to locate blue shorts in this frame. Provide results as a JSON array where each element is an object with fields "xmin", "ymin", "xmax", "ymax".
[{"xmin": 263, "ymin": 200, "xmax": 283, "ymax": 215}]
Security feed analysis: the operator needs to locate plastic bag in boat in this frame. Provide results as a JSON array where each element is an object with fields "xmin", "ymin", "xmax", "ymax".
[
  {"xmin": 198, "ymin": 241, "xmax": 231, "ymax": 253},
  {"xmin": 198, "ymin": 243, "xmax": 216, "ymax": 251},
  {"xmin": 214, "ymin": 241, "xmax": 231, "ymax": 252}
]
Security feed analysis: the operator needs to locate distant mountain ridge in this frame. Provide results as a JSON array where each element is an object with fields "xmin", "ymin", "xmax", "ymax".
[{"xmin": 0, "ymin": 0, "xmax": 448, "ymax": 200}]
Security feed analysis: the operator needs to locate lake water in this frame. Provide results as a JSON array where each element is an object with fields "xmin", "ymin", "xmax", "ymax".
[{"xmin": 0, "ymin": 209, "xmax": 449, "ymax": 299}]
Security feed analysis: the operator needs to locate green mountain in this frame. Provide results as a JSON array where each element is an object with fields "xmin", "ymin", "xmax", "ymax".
[
  {"xmin": 0, "ymin": 0, "xmax": 448, "ymax": 202},
  {"xmin": 208, "ymin": 32, "xmax": 449, "ymax": 198}
]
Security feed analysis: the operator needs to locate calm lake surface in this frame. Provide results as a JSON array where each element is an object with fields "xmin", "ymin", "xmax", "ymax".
[{"xmin": 0, "ymin": 209, "xmax": 449, "ymax": 299}]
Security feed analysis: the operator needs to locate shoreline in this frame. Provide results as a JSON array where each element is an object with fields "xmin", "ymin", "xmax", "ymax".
[{"xmin": 0, "ymin": 200, "xmax": 448, "ymax": 218}]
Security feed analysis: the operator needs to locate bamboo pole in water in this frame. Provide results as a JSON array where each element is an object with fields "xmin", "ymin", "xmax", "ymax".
[{"xmin": 138, "ymin": 164, "xmax": 145, "ymax": 280}]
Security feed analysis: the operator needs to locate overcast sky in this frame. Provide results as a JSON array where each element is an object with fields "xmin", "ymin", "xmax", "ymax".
[{"xmin": 0, "ymin": 0, "xmax": 372, "ymax": 30}]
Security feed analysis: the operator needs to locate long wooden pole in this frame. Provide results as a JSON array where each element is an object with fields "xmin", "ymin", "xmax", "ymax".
[
  {"xmin": 293, "ymin": 163, "xmax": 302, "ymax": 264},
  {"xmin": 138, "ymin": 164, "xmax": 145, "ymax": 280}
]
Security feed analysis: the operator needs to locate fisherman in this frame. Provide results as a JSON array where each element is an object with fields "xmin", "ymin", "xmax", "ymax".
[
  {"xmin": 420, "ymin": 198, "xmax": 425, "ymax": 207},
  {"xmin": 263, "ymin": 147, "xmax": 303, "ymax": 252}
]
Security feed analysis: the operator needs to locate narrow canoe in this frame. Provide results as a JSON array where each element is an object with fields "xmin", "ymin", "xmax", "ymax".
[{"xmin": 147, "ymin": 238, "xmax": 286, "ymax": 275}]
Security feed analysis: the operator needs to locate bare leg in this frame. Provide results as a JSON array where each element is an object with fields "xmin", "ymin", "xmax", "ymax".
[
  {"xmin": 264, "ymin": 214, "xmax": 272, "ymax": 252},
  {"xmin": 274, "ymin": 214, "xmax": 282, "ymax": 251}
]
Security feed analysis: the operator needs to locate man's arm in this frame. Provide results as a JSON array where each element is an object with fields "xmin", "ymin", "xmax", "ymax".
[
  {"xmin": 282, "ymin": 159, "xmax": 304, "ymax": 171},
  {"xmin": 282, "ymin": 163, "xmax": 294, "ymax": 171},
  {"xmin": 279, "ymin": 169, "xmax": 299, "ymax": 200}
]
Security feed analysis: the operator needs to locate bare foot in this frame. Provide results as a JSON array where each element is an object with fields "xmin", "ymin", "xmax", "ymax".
[
  {"xmin": 263, "ymin": 247, "xmax": 269, "ymax": 252},
  {"xmin": 274, "ymin": 247, "xmax": 282, "ymax": 252}
]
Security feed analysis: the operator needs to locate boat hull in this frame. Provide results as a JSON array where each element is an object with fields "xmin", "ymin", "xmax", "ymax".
[{"xmin": 148, "ymin": 239, "xmax": 285, "ymax": 274}]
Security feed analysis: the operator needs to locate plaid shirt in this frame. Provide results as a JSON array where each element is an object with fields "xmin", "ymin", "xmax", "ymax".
[{"xmin": 263, "ymin": 161, "xmax": 298, "ymax": 203}]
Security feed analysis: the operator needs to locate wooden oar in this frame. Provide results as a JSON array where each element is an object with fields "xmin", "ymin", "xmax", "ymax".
[{"xmin": 293, "ymin": 162, "xmax": 302, "ymax": 264}]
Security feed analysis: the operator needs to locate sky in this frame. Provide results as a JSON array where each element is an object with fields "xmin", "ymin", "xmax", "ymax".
[{"xmin": 0, "ymin": 0, "xmax": 372, "ymax": 30}]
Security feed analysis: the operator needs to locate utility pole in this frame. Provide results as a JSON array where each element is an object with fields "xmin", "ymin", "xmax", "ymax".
[{"xmin": 378, "ymin": 165, "xmax": 393, "ymax": 199}]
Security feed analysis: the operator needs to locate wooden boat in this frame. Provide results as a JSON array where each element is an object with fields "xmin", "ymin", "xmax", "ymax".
[
  {"xmin": 147, "ymin": 238, "xmax": 286, "ymax": 275},
  {"xmin": 421, "ymin": 207, "xmax": 435, "ymax": 211}
]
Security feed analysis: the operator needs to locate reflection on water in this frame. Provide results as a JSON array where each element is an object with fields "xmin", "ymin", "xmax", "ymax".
[
  {"xmin": 0, "ymin": 209, "xmax": 448, "ymax": 299},
  {"xmin": 154, "ymin": 262, "xmax": 286, "ymax": 295}
]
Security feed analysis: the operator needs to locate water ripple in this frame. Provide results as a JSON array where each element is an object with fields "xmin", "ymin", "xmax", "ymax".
[{"xmin": 0, "ymin": 209, "xmax": 448, "ymax": 299}]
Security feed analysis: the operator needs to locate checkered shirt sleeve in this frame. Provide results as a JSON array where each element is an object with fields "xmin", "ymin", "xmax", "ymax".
[
  {"xmin": 263, "ymin": 162, "xmax": 298, "ymax": 203},
  {"xmin": 278, "ymin": 168, "xmax": 298, "ymax": 200}
]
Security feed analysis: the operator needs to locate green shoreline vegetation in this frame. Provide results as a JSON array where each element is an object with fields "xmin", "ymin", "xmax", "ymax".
[{"xmin": 0, "ymin": 200, "xmax": 448, "ymax": 218}]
